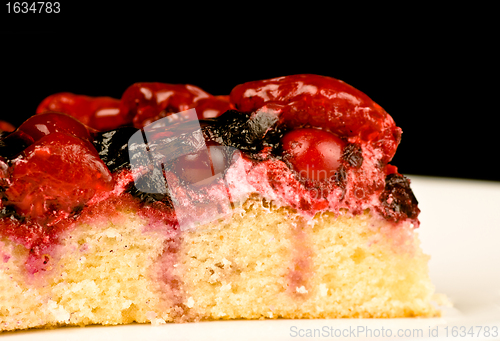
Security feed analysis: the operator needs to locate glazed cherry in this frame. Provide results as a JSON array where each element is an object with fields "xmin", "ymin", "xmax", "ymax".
[
  {"xmin": 88, "ymin": 97, "xmax": 124, "ymax": 131},
  {"xmin": 230, "ymin": 74, "xmax": 401, "ymax": 163},
  {"xmin": 281, "ymin": 128, "xmax": 345, "ymax": 181},
  {"xmin": 0, "ymin": 130, "xmax": 35, "ymax": 159},
  {"xmin": 36, "ymin": 92, "xmax": 122, "ymax": 130},
  {"xmin": 4, "ymin": 132, "xmax": 114, "ymax": 219},
  {"xmin": 174, "ymin": 143, "xmax": 227, "ymax": 185},
  {"xmin": 195, "ymin": 96, "xmax": 233, "ymax": 119},
  {"xmin": 18, "ymin": 113, "xmax": 93, "ymax": 143},
  {"xmin": 0, "ymin": 120, "xmax": 15, "ymax": 132},
  {"xmin": 119, "ymin": 82, "xmax": 212, "ymax": 129}
]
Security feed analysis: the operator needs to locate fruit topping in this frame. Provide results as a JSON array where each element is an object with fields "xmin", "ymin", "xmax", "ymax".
[
  {"xmin": 173, "ymin": 142, "xmax": 229, "ymax": 186},
  {"xmin": 18, "ymin": 112, "xmax": 93, "ymax": 144},
  {"xmin": 342, "ymin": 143, "xmax": 363, "ymax": 169},
  {"xmin": 119, "ymin": 82, "xmax": 211, "ymax": 128},
  {"xmin": 3, "ymin": 132, "xmax": 114, "ymax": 220},
  {"xmin": 36, "ymin": 92, "xmax": 122, "ymax": 131},
  {"xmin": 281, "ymin": 128, "xmax": 345, "ymax": 181},
  {"xmin": 0, "ymin": 130, "xmax": 34, "ymax": 160},
  {"xmin": 230, "ymin": 74, "xmax": 401, "ymax": 163},
  {"xmin": 92, "ymin": 127, "xmax": 138, "ymax": 172},
  {"xmin": 0, "ymin": 120, "xmax": 15, "ymax": 132},
  {"xmin": 202, "ymin": 106, "xmax": 284, "ymax": 152},
  {"xmin": 195, "ymin": 95, "xmax": 234, "ymax": 120},
  {"xmin": 379, "ymin": 174, "xmax": 420, "ymax": 222}
]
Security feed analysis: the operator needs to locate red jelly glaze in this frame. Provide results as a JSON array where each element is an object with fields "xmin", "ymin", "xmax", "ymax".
[
  {"xmin": 0, "ymin": 120, "xmax": 15, "ymax": 132},
  {"xmin": 18, "ymin": 112, "xmax": 93, "ymax": 143},
  {"xmin": 281, "ymin": 128, "xmax": 345, "ymax": 181},
  {"xmin": 119, "ymin": 82, "xmax": 212, "ymax": 128},
  {"xmin": 230, "ymin": 74, "xmax": 402, "ymax": 163},
  {"xmin": 194, "ymin": 95, "xmax": 234, "ymax": 120},
  {"xmin": 36, "ymin": 92, "xmax": 122, "ymax": 130},
  {"xmin": 0, "ymin": 76, "xmax": 416, "ymax": 276},
  {"xmin": 174, "ymin": 142, "xmax": 227, "ymax": 185},
  {"xmin": 4, "ymin": 132, "xmax": 114, "ymax": 219}
]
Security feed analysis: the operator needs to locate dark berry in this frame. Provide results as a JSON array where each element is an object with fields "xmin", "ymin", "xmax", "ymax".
[
  {"xmin": 125, "ymin": 171, "xmax": 173, "ymax": 207},
  {"xmin": 342, "ymin": 143, "xmax": 363, "ymax": 168},
  {"xmin": 92, "ymin": 127, "xmax": 138, "ymax": 172},
  {"xmin": 202, "ymin": 108, "xmax": 283, "ymax": 153},
  {"xmin": 379, "ymin": 174, "xmax": 420, "ymax": 222}
]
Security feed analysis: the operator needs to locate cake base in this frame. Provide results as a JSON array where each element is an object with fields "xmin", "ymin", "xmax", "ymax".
[{"xmin": 0, "ymin": 196, "xmax": 438, "ymax": 332}]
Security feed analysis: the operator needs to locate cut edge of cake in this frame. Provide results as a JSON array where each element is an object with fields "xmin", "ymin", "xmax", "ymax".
[{"xmin": 0, "ymin": 194, "xmax": 439, "ymax": 332}]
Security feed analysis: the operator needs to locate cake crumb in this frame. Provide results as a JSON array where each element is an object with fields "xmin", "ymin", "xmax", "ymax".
[
  {"xmin": 319, "ymin": 283, "xmax": 328, "ymax": 297},
  {"xmin": 220, "ymin": 283, "xmax": 232, "ymax": 291},
  {"xmin": 222, "ymin": 258, "xmax": 231, "ymax": 267},
  {"xmin": 47, "ymin": 300, "xmax": 70, "ymax": 323},
  {"xmin": 296, "ymin": 286, "xmax": 308, "ymax": 294},
  {"xmin": 186, "ymin": 297, "xmax": 195, "ymax": 308}
]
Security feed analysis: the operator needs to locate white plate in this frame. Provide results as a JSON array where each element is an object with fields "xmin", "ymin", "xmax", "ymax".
[{"xmin": 3, "ymin": 176, "xmax": 500, "ymax": 340}]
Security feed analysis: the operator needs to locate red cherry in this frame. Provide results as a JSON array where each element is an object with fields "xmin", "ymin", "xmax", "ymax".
[
  {"xmin": 174, "ymin": 143, "xmax": 227, "ymax": 185},
  {"xmin": 195, "ymin": 96, "xmax": 233, "ymax": 119},
  {"xmin": 18, "ymin": 113, "xmax": 93, "ymax": 143},
  {"xmin": 230, "ymin": 74, "xmax": 401, "ymax": 163},
  {"xmin": 36, "ymin": 92, "xmax": 94, "ymax": 125},
  {"xmin": 88, "ymin": 97, "xmax": 124, "ymax": 131},
  {"xmin": 0, "ymin": 120, "xmax": 15, "ymax": 132},
  {"xmin": 281, "ymin": 128, "xmax": 345, "ymax": 181},
  {"xmin": 119, "ymin": 82, "xmax": 212, "ymax": 129},
  {"xmin": 4, "ymin": 132, "xmax": 114, "ymax": 219},
  {"xmin": 36, "ymin": 92, "xmax": 122, "ymax": 130}
]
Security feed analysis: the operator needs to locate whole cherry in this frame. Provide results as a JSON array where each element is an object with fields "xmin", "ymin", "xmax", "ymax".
[
  {"xmin": 18, "ymin": 112, "xmax": 93, "ymax": 143},
  {"xmin": 174, "ymin": 142, "xmax": 228, "ymax": 185},
  {"xmin": 36, "ymin": 92, "xmax": 122, "ymax": 130},
  {"xmin": 4, "ymin": 132, "xmax": 114, "ymax": 218},
  {"xmin": 281, "ymin": 128, "xmax": 345, "ymax": 181},
  {"xmin": 0, "ymin": 120, "xmax": 15, "ymax": 132}
]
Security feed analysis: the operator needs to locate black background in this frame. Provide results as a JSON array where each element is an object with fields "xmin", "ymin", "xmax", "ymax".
[{"xmin": 1, "ymin": 6, "xmax": 497, "ymax": 182}]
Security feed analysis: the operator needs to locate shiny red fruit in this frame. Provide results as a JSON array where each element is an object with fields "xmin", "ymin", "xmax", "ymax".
[
  {"xmin": 18, "ymin": 113, "xmax": 93, "ymax": 143},
  {"xmin": 174, "ymin": 143, "xmax": 227, "ymax": 185},
  {"xmin": 281, "ymin": 128, "xmax": 345, "ymax": 181},
  {"xmin": 119, "ymin": 82, "xmax": 212, "ymax": 129},
  {"xmin": 36, "ymin": 92, "xmax": 122, "ymax": 130},
  {"xmin": 195, "ymin": 95, "xmax": 233, "ymax": 119},
  {"xmin": 230, "ymin": 74, "xmax": 401, "ymax": 163},
  {"xmin": 0, "ymin": 120, "xmax": 15, "ymax": 132},
  {"xmin": 4, "ymin": 132, "xmax": 114, "ymax": 218}
]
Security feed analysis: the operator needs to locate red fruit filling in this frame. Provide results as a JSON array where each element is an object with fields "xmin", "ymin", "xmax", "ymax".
[
  {"xmin": 36, "ymin": 92, "xmax": 122, "ymax": 130},
  {"xmin": 174, "ymin": 143, "xmax": 228, "ymax": 185},
  {"xmin": 195, "ymin": 96, "xmax": 233, "ymax": 120},
  {"xmin": 0, "ymin": 120, "xmax": 15, "ymax": 132},
  {"xmin": 281, "ymin": 128, "xmax": 345, "ymax": 181},
  {"xmin": 18, "ymin": 112, "xmax": 93, "ymax": 144},
  {"xmin": 1, "ymin": 75, "xmax": 420, "ymax": 274},
  {"xmin": 230, "ymin": 74, "xmax": 401, "ymax": 163},
  {"xmin": 3, "ymin": 132, "xmax": 113, "ymax": 220},
  {"xmin": 119, "ymin": 82, "xmax": 211, "ymax": 128}
]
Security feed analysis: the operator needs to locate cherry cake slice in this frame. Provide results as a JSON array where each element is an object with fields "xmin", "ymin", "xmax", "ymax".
[{"xmin": 0, "ymin": 75, "xmax": 438, "ymax": 332}]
